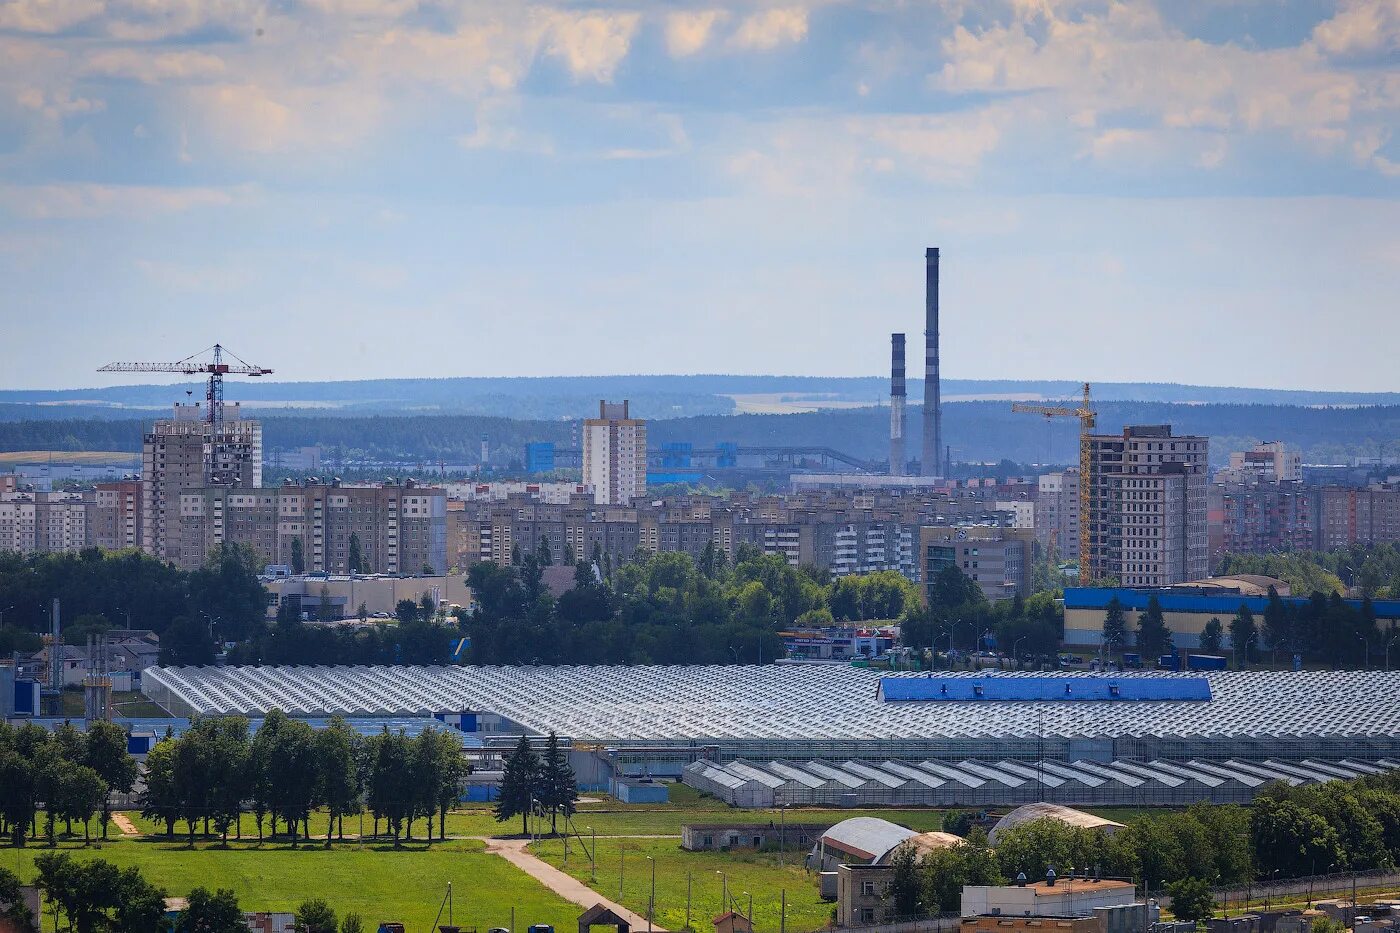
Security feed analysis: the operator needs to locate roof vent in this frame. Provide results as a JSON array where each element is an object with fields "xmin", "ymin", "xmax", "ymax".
[
  {"xmin": 1016, "ymin": 872, "xmax": 1027, "ymax": 887},
  {"xmin": 1046, "ymin": 867, "xmax": 1057, "ymax": 887}
]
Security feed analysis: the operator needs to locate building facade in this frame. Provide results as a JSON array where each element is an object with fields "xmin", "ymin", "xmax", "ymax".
[
  {"xmin": 1086, "ymin": 426, "xmax": 1208, "ymax": 586},
  {"xmin": 174, "ymin": 481, "xmax": 447, "ymax": 574},
  {"xmin": 582, "ymin": 400, "xmax": 647, "ymax": 506},
  {"xmin": 1209, "ymin": 480, "xmax": 1313, "ymax": 562},
  {"xmin": 1312, "ymin": 484, "xmax": 1400, "ymax": 549},
  {"xmin": 0, "ymin": 491, "xmax": 90, "ymax": 553},
  {"xmin": 920, "ymin": 526, "xmax": 1033, "ymax": 601},
  {"xmin": 142, "ymin": 403, "xmax": 262, "ymax": 561},
  {"xmin": 91, "ymin": 480, "xmax": 143, "ymax": 551},
  {"xmin": 1037, "ymin": 470, "xmax": 1080, "ymax": 562},
  {"xmin": 1222, "ymin": 441, "xmax": 1301, "ymax": 483}
]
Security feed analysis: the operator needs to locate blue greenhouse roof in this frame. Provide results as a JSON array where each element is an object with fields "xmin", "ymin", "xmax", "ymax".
[
  {"xmin": 877, "ymin": 675, "xmax": 1211, "ymax": 703},
  {"xmin": 1064, "ymin": 587, "xmax": 1400, "ymax": 618}
]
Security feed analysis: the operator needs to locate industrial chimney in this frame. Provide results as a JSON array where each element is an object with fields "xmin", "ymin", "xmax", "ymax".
[
  {"xmin": 921, "ymin": 247, "xmax": 943, "ymax": 476},
  {"xmin": 890, "ymin": 333, "xmax": 906, "ymax": 476}
]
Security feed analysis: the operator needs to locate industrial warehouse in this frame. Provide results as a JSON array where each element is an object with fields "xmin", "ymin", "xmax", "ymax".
[{"xmin": 141, "ymin": 664, "xmax": 1400, "ymax": 808}]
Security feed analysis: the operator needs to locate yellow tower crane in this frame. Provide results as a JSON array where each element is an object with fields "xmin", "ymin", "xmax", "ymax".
[{"xmin": 1012, "ymin": 383, "xmax": 1096, "ymax": 586}]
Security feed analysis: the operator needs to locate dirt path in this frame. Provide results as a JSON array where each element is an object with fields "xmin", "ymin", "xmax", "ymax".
[
  {"xmin": 485, "ymin": 837, "xmax": 666, "ymax": 932},
  {"xmin": 111, "ymin": 813, "xmax": 139, "ymax": 836}
]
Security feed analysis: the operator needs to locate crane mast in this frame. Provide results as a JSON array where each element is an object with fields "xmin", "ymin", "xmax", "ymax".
[{"xmin": 1012, "ymin": 383, "xmax": 1096, "ymax": 586}]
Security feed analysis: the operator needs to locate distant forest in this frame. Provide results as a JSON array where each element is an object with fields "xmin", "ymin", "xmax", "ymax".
[
  {"xmin": 2, "ymin": 401, "xmax": 1397, "ymax": 467},
  {"xmin": 2, "ymin": 374, "xmax": 1398, "ymax": 422}
]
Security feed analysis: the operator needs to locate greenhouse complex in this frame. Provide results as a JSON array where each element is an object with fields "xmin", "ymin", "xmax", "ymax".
[{"xmin": 141, "ymin": 665, "xmax": 1400, "ymax": 808}]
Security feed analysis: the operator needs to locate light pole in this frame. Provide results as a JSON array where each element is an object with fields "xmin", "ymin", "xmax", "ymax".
[
  {"xmin": 620, "ymin": 843, "xmax": 625, "ymax": 900},
  {"xmin": 1387, "ymin": 632, "xmax": 1400, "ymax": 671},
  {"xmin": 1357, "ymin": 632, "xmax": 1371, "ymax": 670},
  {"xmin": 1013, "ymin": 635, "xmax": 1028, "ymax": 669},
  {"xmin": 646, "ymin": 856, "xmax": 656, "ymax": 933},
  {"xmin": 588, "ymin": 826, "xmax": 597, "ymax": 882}
]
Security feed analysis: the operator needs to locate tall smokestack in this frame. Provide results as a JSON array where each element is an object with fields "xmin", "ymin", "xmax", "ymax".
[
  {"xmin": 921, "ymin": 247, "xmax": 942, "ymax": 476},
  {"xmin": 890, "ymin": 333, "xmax": 906, "ymax": 476}
]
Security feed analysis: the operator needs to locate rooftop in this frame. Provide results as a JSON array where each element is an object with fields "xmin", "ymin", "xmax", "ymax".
[{"xmin": 141, "ymin": 666, "xmax": 1400, "ymax": 749}]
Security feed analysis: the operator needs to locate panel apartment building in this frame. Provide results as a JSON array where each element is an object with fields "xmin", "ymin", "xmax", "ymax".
[
  {"xmin": 175, "ymin": 481, "xmax": 447, "ymax": 574},
  {"xmin": 0, "ymin": 491, "xmax": 90, "ymax": 553},
  {"xmin": 1086, "ymin": 425, "xmax": 1208, "ymax": 586},
  {"xmin": 452, "ymin": 488, "xmax": 1032, "ymax": 587},
  {"xmin": 1036, "ymin": 469, "xmax": 1080, "ymax": 562},
  {"xmin": 142, "ymin": 402, "xmax": 261, "ymax": 561},
  {"xmin": 582, "ymin": 400, "xmax": 646, "ymax": 506}
]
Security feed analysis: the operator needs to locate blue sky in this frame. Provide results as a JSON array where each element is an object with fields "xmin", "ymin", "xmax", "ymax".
[{"xmin": 1, "ymin": 0, "xmax": 1397, "ymax": 391}]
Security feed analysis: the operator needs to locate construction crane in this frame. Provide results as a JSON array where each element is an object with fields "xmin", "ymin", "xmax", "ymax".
[
  {"xmin": 98, "ymin": 344, "xmax": 272, "ymax": 427},
  {"xmin": 1012, "ymin": 382, "xmax": 1096, "ymax": 586}
]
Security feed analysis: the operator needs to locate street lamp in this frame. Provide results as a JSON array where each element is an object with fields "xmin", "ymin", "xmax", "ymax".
[
  {"xmin": 646, "ymin": 856, "xmax": 656, "ymax": 933},
  {"xmin": 1356, "ymin": 632, "xmax": 1371, "ymax": 670},
  {"xmin": 1013, "ymin": 635, "xmax": 1028, "ymax": 669},
  {"xmin": 0, "ymin": 605, "xmax": 12, "ymax": 628},
  {"xmin": 1386, "ymin": 632, "xmax": 1400, "ymax": 671}
]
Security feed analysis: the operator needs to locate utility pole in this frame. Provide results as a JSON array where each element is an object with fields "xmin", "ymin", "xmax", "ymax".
[
  {"xmin": 686, "ymin": 872, "xmax": 693, "ymax": 932},
  {"xmin": 647, "ymin": 856, "xmax": 656, "ymax": 933}
]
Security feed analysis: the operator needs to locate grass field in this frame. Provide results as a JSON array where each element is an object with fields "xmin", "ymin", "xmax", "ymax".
[
  {"xmin": 532, "ymin": 835, "xmax": 832, "ymax": 933},
  {"xmin": 1, "ymin": 837, "xmax": 580, "ymax": 931}
]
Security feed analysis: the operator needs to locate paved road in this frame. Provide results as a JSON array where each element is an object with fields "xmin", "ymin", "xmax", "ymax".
[{"xmin": 485, "ymin": 837, "xmax": 667, "ymax": 932}]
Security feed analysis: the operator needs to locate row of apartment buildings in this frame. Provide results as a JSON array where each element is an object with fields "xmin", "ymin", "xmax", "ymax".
[{"xmin": 448, "ymin": 487, "xmax": 1039, "ymax": 599}]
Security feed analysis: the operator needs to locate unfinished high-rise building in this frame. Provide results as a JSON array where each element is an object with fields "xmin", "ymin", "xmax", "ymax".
[{"xmin": 142, "ymin": 402, "xmax": 261, "ymax": 562}]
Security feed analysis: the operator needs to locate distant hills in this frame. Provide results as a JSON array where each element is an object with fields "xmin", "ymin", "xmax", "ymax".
[
  {"xmin": 3, "ymin": 400, "xmax": 1397, "ymax": 468},
  {"xmin": 1, "ymin": 375, "xmax": 1398, "ymax": 423}
]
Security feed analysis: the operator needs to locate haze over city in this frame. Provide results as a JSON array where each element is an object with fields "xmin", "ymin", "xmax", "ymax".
[{"xmin": 2, "ymin": 0, "xmax": 1398, "ymax": 389}]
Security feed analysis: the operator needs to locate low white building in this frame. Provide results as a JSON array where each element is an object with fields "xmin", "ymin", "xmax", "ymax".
[{"xmin": 962, "ymin": 877, "xmax": 1136, "ymax": 918}]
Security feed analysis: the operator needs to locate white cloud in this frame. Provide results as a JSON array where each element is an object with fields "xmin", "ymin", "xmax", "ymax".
[
  {"xmin": 730, "ymin": 7, "xmax": 808, "ymax": 51},
  {"xmin": 0, "ymin": 183, "xmax": 248, "ymax": 219},
  {"xmin": 538, "ymin": 10, "xmax": 641, "ymax": 83},
  {"xmin": 665, "ymin": 9, "xmax": 728, "ymax": 58},
  {"xmin": 0, "ymin": 0, "xmax": 102, "ymax": 33},
  {"xmin": 84, "ymin": 49, "xmax": 227, "ymax": 83},
  {"xmin": 1310, "ymin": 0, "xmax": 1400, "ymax": 58}
]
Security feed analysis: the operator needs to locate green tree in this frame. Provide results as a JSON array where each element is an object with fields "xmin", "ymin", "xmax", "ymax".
[
  {"xmin": 318, "ymin": 586, "xmax": 337, "ymax": 624},
  {"xmin": 1200, "ymin": 618, "xmax": 1224, "ymax": 654},
  {"xmin": 347, "ymin": 534, "xmax": 363, "ymax": 574},
  {"xmin": 85, "ymin": 720, "xmax": 138, "ymax": 840},
  {"xmin": 0, "ymin": 866, "xmax": 35, "ymax": 931},
  {"xmin": 290, "ymin": 536, "xmax": 305, "ymax": 575},
  {"xmin": 295, "ymin": 898, "xmax": 338, "ymax": 933},
  {"xmin": 0, "ymin": 747, "xmax": 38, "ymax": 847},
  {"xmin": 113, "ymin": 865, "xmax": 170, "ymax": 933},
  {"xmin": 341, "ymin": 915, "xmax": 366, "ymax": 933},
  {"xmin": 316, "ymin": 717, "xmax": 361, "ymax": 846},
  {"xmin": 52, "ymin": 761, "xmax": 106, "ymax": 843},
  {"xmin": 1165, "ymin": 877, "xmax": 1215, "ymax": 922},
  {"xmin": 1135, "ymin": 595, "xmax": 1173, "ymax": 661},
  {"xmin": 182, "ymin": 887, "xmax": 245, "ymax": 933},
  {"xmin": 159, "ymin": 615, "xmax": 217, "ymax": 665},
  {"xmin": 495, "ymin": 736, "xmax": 540, "ymax": 835},
  {"xmin": 538, "ymin": 731, "xmax": 577, "ymax": 833},
  {"xmin": 1230, "ymin": 605, "xmax": 1259, "ymax": 668},
  {"xmin": 1251, "ymin": 796, "xmax": 1344, "ymax": 878},
  {"xmin": 888, "ymin": 843, "xmax": 923, "ymax": 918},
  {"xmin": 1102, "ymin": 597, "xmax": 1128, "ymax": 657},
  {"xmin": 139, "ymin": 738, "xmax": 179, "ymax": 838}
]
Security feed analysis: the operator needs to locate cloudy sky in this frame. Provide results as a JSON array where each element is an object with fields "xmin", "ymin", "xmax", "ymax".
[{"xmin": 1, "ymin": 0, "xmax": 1397, "ymax": 391}]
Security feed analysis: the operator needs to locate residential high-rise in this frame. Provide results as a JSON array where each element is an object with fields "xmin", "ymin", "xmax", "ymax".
[
  {"xmin": 582, "ymin": 400, "xmax": 647, "ymax": 506},
  {"xmin": 92, "ymin": 480, "xmax": 143, "ymax": 551},
  {"xmin": 142, "ymin": 402, "xmax": 261, "ymax": 561},
  {"xmin": 1086, "ymin": 425, "xmax": 1208, "ymax": 586},
  {"xmin": 1222, "ymin": 441, "xmax": 1301, "ymax": 483},
  {"xmin": 1037, "ymin": 469, "xmax": 1080, "ymax": 562},
  {"xmin": 1313, "ymin": 484, "xmax": 1400, "ymax": 549}
]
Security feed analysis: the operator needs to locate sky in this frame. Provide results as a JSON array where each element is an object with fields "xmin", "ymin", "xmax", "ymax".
[{"xmin": 0, "ymin": 0, "xmax": 1398, "ymax": 392}]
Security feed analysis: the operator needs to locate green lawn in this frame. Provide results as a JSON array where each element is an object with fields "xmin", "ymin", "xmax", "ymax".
[
  {"xmin": 123, "ymin": 800, "xmax": 952, "ymax": 842},
  {"xmin": 1, "ymin": 837, "xmax": 580, "ymax": 932},
  {"xmin": 531, "ymin": 835, "xmax": 832, "ymax": 933}
]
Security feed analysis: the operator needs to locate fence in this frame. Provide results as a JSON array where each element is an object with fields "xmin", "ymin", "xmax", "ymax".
[{"xmin": 1208, "ymin": 870, "xmax": 1400, "ymax": 911}]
